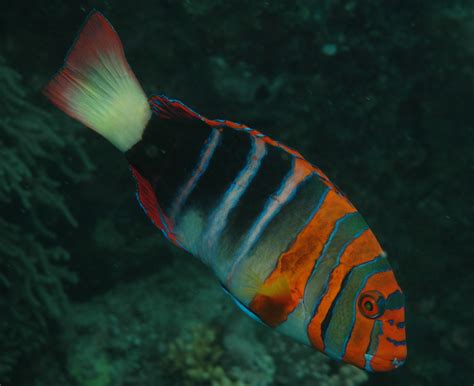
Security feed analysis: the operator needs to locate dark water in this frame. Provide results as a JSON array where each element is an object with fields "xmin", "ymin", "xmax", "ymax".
[{"xmin": 1, "ymin": 1, "xmax": 472, "ymax": 386}]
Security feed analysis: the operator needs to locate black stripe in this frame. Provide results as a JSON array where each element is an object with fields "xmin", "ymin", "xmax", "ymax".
[
  {"xmin": 221, "ymin": 142, "xmax": 292, "ymax": 249},
  {"xmin": 125, "ymin": 113, "xmax": 212, "ymax": 211},
  {"xmin": 246, "ymin": 174, "xmax": 329, "ymax": 272},
  {"xmin": 320, "ymin": 266, "xmax": 353, "ymax": 343},
  {"xmin": 185, "ymin": 127, "xmax": 251, "ymax": 213},
  {"xmin": 386, "ymin": 337, "xmax": 406, "ymax": 347}
]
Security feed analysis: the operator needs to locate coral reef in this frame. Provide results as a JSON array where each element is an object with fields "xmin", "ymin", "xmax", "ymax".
[
  {"xmin": 17, "ymin": 260, "xmax": 370, "ymax": 386},
  {"xmin": 0, "ymin": 56, "xmax": 92, "ymax": 379},
  {"xmin": 1, "ymin": 1, "xmax": 473, "ymax": 385},
  {"xmin": 222, "ymin": 318, "xmax": 275, "ymax": 386},
  {"xmin": 162, "ymin": 323, "xmax": 246, "ymax": 386},
  {"xmin": 21, "ymin": 261, "xmax": 235, "ymax": 386},
  {"xmin": 266, "ymin": 329, "xmax": 367, "ymax": 386}
]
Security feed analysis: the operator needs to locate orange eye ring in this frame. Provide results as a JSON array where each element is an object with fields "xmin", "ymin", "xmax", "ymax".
[{"xmin": 359, "ymin": 290, "xmax": 385, "ymax": 319}]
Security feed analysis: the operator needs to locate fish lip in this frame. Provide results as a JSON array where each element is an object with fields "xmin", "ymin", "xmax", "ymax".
[
  {"xmin": 364, "ymin": 354, "xmax": 406, "ymax": 372},
  {"xmin": 391, "ymin": 357, "xmax": 406, "ymax": 368}
]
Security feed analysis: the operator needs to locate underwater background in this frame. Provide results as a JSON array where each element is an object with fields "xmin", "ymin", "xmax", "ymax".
[{"xmin": 1, "ymin": 1, "xmax": 473, "ymax": 385}]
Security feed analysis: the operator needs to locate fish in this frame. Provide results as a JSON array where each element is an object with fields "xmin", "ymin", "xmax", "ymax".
[{"xmin": 43, "ymin": 11, "xmax": 407, "ymax": 372}]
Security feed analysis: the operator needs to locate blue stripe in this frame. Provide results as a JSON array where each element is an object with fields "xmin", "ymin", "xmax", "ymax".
[
  {"xmin": 322, "ymin": 256, "xmax": 391, "ymax": 359},
  {"xmin": 386, "ymin": 337, "xmax": 406, "ymax": 346},
  {"xmin": 339, "ymin": 263, "xmax": 389, "ymax": 358},
  {"xmin": 304, "ymin": 213, "xmax": 364, "ymax": 315},
  {"xmin": 301, "ymin": 211, "xmax": 368, "ymax": 331},
  {"xmin": 312, "ymin": 187, "xmax": 330, "ymax": 219},
  {"xmin": 135, "ymin": 191, "xmax": 152, "ymax": 223},
  {"xmin": 364, "ymin": 319, "xmax": 383, "ymax": 372},
  {"xmin": 203, "ymin": 136, "xmax": 267, "ymax": 263},
  {"xmin": 309, "ymin": 225, "xmax": 368, "ymax": 320}
]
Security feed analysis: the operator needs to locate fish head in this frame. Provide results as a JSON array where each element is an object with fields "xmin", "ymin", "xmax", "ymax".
[
  {"xmin": 356, "ymin": 272, "xmax": 406, "ymax": 372},
  {"xmin": 324, "ymin": 254, "xmax": 407, "ymax": 372}
]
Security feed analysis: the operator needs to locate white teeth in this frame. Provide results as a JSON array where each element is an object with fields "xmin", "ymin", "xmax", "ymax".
[{"xmin": 392, "ymin": 358, "xmax": 404, "ymax": 368}]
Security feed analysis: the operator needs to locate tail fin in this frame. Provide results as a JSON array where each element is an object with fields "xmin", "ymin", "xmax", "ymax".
[{"xmin": 43, "ymin": 11, "xmax": 151, "ymax": 152}]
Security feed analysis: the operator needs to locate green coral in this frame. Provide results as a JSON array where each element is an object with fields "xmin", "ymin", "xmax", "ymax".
[
  {"xmin": 222, "ymin": 318, "xmax": 275, "ymax": 386},
  {"xmin": 69, "ymin": 349, "xmax": 112, "ymax": 386},
  {"xmin": 0, "ymin": 56, "xmax": 92, "ymax": 379},
  {"xmin": 267, "ymin": 335, "xmax": 368, "ymax": 386},
  {"xmin": 1, "ymin": 2, "xmax": 472, "ymax": 385}
]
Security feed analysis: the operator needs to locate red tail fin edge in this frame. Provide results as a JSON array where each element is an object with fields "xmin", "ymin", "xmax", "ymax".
[{"xmin": 43, "ymin": 11, "xmax": 133, "ymax": 119}]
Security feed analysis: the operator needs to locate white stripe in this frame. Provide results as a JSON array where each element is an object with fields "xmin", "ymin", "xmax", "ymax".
[
  {"xmin": 169, "ymin": 129, "xmax": 221, "ymax": 219},
  {"xmin": 226, "ymin": 158, "xmax": 309, "ymax": 284},
  {"xmin": 203, "ymin": 137, "xmax": 266, "ymax": 263}
]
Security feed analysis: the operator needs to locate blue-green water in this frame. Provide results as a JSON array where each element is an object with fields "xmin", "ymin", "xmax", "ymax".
[{"xmin": 0, "ymin": 1, "xmax": 472, "ymax": 385}]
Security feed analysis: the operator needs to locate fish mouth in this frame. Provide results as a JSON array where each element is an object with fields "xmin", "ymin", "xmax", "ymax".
[{"xmin": 364, "ymin": 354, "xmax": 406, "ymax": 372}]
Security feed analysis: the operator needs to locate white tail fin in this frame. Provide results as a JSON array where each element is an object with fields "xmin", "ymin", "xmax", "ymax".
[{"xmin": 43, "ymin": 11, "xmax": 151, "ymax": 152}]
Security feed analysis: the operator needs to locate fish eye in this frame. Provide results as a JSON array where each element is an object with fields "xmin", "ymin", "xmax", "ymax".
[{"xmin": 359, "ymin": 290, "xmax": 385, "ymax": 319}]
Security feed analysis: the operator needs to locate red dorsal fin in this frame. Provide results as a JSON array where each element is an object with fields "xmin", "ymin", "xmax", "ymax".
[{"xmin": 149, "ymin": 95, "xmax": 203, "ymax": 121}]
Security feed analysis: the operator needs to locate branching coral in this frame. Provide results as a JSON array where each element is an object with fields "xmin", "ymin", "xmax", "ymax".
[
  {"xmin": 0, "ymin": 56, "xmax": 92, "ymax": 379},
  {"xmin": 162, "ymin": 323, "xmax": 247, "ymax": 386},
  {"xmin": 267, "ymin": 335, "xmax": 368, "ymax": 386},
  {"xmin": 222, "ymin": 318, "xmax": 275, "ymax": 386}
]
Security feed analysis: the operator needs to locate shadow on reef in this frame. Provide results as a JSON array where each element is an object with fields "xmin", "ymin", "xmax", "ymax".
[{"xmin": 0, "ymin": 1, "xmax": 473, "ymax": 385}]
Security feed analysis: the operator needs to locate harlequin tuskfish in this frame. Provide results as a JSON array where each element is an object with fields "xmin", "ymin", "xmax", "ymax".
[{"xmin": 44, "ymin": 11, "xmax": 407, "ymax": 372}]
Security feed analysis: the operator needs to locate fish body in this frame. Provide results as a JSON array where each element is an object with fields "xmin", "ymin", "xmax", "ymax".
[{"xmin": 43, "ymin": 12, "xmax": 407, "ymax": 372}]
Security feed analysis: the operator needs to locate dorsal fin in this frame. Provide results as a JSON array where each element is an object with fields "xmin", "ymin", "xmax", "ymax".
[{"xmin": 149, "ymin": 95, "xmax": 203, "ymax": 121}]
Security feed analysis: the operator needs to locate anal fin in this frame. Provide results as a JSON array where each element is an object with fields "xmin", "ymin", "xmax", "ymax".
[
  {"xmin": 130, "ymin": 165, "xmax": 181, "ymax": 247},
  {"xmin": 221, "ymin": 284, "xmax": 266, "ymax": 325}
]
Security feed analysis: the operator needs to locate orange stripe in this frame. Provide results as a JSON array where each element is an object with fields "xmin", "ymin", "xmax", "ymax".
[
  {"xmin": 383, "ymin": 309, "xmax": 406, "ymax": 341},
  {"xmin": 341, "ymin": 309, "xmax": 374, "ymax": 369},
  {"xmin": 307, "ymin": 230, "xmax": 383, "ymax": 350},
  {"xmin": 366, "ymin": 282, "xmax": 406, "ymax": 370},
  {"xmin": 344, "ymin": 271, "xmax": 406, "ymax": 372},
  {"xmin": 341, "ymin": 271, "xmax": 391, "ymax": 368},
  {"xmin": 249, "ymin": 189, "xmax": 356, "ymax": 326}
]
